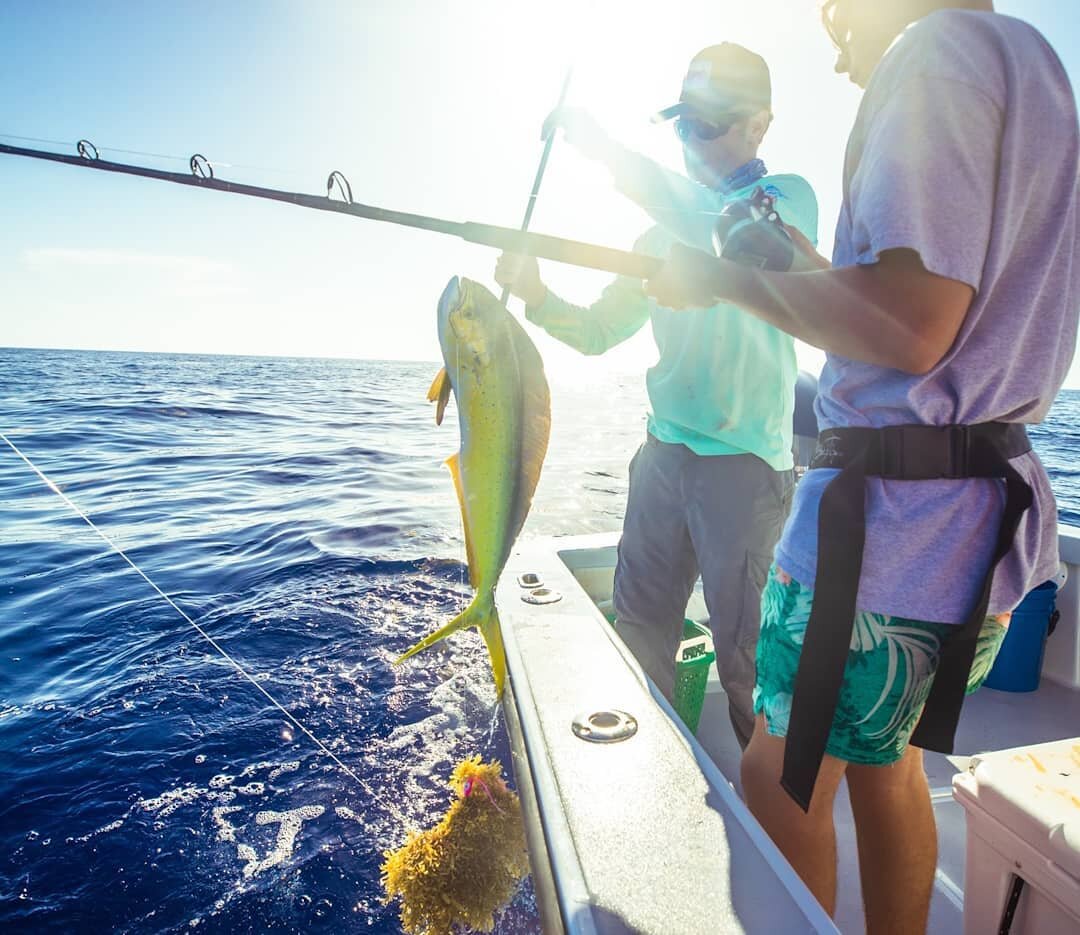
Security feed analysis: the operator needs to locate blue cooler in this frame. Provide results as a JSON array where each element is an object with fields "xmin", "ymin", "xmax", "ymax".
[{"xmin": 984, "ymin": 581, "xmax": 1058, "ymax": 692}]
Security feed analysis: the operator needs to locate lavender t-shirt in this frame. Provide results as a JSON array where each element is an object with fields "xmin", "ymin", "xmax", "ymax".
[{"xmin": 776, "ymin": 10, "xmax": 1080, "ymax": 623}]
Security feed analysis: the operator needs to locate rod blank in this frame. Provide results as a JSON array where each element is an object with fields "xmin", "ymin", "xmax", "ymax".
[{"xmin": 0, "ymin": 141, "xmax": 661, "ymax": 281}]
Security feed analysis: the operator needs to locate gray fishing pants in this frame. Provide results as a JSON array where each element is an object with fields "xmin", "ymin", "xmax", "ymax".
[{"xmin": 613, "ymin": 434, "xmax": 794, "ymax": 748}]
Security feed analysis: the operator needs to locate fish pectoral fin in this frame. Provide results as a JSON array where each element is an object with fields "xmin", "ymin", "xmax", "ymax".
[
  {"xmin": 427, "ymin": 368, "xmax": 452, "ymax": 426},
  {"xmin": 446, "ymin": 453, "xmax": 479, "ymax": 588},
  {"xmin": 426, "ymin": 367, "xmax": 448, "ymax": 402}
]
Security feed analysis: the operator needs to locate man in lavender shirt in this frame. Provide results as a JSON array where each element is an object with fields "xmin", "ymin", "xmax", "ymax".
[{"xmin": 645, "ymin": 0, "xmax": 1079, "ymax": 930}]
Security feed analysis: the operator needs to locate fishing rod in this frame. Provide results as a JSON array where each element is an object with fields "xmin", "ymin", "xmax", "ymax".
[{"xmin": 0, "ymin": 139, "xmax": 661, "ymax": 281}]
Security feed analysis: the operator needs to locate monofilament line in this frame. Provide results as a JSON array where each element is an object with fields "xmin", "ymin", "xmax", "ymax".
[{"xmin": 1, "ymin": 430, "xmax": 408, "ymax": 823}]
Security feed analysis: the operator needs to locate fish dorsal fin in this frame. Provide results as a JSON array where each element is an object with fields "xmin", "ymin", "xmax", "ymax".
[
  {"xmin": 504, "ymin": 312, "xmax": 551, "ymax": 543},
  {"xmin": 445, "ymin": 452, "xmax": 479, "ymax": 588},
  {"xmin": 427, "ymin": 367, "xmax": 452, "ymax": 426}
]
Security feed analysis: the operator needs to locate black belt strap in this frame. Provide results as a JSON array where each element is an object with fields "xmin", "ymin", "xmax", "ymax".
[{"xmin": 781, "ymin": 423, "xmax": 1033, "ymax": 812}]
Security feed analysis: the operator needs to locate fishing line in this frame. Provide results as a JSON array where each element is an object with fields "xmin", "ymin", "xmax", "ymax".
[
  {"xmin": 0, "ymin": 133, "xmax": 311, "ymax": 179},
  {"xmin": 440, "ymin": 310, "xmax": 498, "ymax": 746},
  {"xmin": 445, "ymin": 332, "xmax": 501, "ymax": 751},
  {"xmin": 0, "ymin": 132, "xmax": 76, "ymax": 148},
  {"xmin": 0, "ymin": 430, "xmax": 415, "ymax": 826},
  {"xmin": 1, "ymin": 133, "xmax": 739, "ymax": 221},
  {"xmin": 0, "ymin": 138, "xmax": 661, "ymax": 280},
  {"xmin": 0, "ymin": 133, "xmax": 188, "ymax": 163}
]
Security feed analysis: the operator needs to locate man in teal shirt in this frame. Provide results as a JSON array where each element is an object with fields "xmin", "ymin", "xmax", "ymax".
[{"xmin": 496, "ymin": 43, "xmax": 818, "ymax": 746}]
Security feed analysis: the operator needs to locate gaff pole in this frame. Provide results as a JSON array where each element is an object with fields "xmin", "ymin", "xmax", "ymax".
[{"xmin": 498, "ymin": 66, "xmax": 574, "ymax": 306}]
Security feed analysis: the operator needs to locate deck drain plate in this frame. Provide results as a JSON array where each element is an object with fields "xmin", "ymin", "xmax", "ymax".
[
  {"xmin": 571, "ymin": 710, "xmax": 637, "ymax": 743},
  {"xmin": 521, "ymin": 587, "xmax": 561, "ymax": 605}
]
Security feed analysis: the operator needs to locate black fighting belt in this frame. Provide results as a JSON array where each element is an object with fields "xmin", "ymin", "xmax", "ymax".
[{"xmin": 782, "ymin": 423, "xmax": 1034, "ymax": 811}]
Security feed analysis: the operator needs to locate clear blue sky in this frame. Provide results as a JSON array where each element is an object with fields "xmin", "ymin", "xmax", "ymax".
[{"xmin": 1, "ymin": 0, "xmax": 1078, "ymax": 386}]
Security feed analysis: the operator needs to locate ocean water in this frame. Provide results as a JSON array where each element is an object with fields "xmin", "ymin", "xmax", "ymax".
[
  {"xmin": 0, "ymin": 347, "xmax": 1077, "ymax": 933},
  {"xmin": 1030, "ymin": 389, "xmax": 1080, "ymax": 527},
  {"xmin": 0, "ymin": 347, "xmax": 642, "ymax": 934}
]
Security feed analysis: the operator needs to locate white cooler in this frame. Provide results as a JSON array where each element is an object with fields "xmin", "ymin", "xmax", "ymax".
[{"xmin": 953, "ymin": 738, "xmax": 1080, "ymax": 934}]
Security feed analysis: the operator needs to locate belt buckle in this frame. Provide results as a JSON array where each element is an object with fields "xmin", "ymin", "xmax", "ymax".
[{"xmin": 810, "ymin": 429, "xmax": 848, "ymax": 470}]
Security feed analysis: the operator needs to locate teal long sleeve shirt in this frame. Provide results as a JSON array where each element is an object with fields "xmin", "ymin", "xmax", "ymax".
[{"xmin": 526, "ymin": 151, "xmax": 819, "ymax": 471}]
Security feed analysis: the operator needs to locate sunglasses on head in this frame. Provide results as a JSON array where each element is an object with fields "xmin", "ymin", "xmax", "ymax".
[{"xmin": 674, "ymin": 114, "xmax": 736, "ymax": 143}]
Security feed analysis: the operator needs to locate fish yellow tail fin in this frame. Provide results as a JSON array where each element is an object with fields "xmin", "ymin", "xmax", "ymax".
[
  {"xmin": 394, "ymin": 596, "xmax": 508, "ymax": 696},
  {"xmin": 478, "ymin": 607, "xmax": 506, "ymax": 697}
]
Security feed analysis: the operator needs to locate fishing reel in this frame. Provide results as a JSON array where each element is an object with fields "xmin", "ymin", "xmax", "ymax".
[{"xmin": 712, "ymin": 186, "xmax": 795, "ymax": 272}]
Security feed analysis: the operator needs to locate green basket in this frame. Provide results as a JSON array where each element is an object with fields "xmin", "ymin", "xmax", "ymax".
[
  {"xmin": 602, "ymin": 611, "xmax": 715, "ymax": 735},
  {"xmin": 673, "ymin": 619, "xmax": 715, "ymax": 735}
]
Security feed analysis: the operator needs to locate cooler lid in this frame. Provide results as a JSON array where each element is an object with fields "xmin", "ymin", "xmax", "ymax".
[{"xmin": 954, "ymin": 738, "xmax": 1080, "ymax": 882}]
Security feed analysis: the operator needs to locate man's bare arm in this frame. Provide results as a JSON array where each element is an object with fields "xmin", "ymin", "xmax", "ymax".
[{"xmin": 646, "ymin": 245, "xmax": 973, "ymax": 375}]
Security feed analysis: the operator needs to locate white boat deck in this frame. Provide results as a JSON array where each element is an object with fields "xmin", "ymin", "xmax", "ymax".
[
  {"xmin": 522, "ymin": 525, "xmax": 1080, "ymax": 933},
  {"xmin": 694, "ymin": 650, "xmax": 1080, "ymax": 933}
]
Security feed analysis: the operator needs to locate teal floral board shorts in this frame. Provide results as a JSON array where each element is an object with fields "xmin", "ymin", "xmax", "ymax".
[{"xmin": 752, "ymin": 566, "xmax": 1010, "ymax": 766}]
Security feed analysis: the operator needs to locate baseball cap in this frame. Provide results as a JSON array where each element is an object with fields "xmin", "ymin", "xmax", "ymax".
[{"xmin": 653, "ymin": 43, "xmax": 772, "ymax": 124}]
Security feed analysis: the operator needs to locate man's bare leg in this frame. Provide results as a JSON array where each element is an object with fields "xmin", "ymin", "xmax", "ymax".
[
  {"xmin": 741, "ymin": 715, "xmax": 849, "ymax": 915},
  {"xmin": 846, "ymin": 746, "xmax": 935, "ymax": 935}
]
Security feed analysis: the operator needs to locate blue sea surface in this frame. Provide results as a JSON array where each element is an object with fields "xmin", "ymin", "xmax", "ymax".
[
  {"xmin": 0, "ymin": 347, "xmax": 1077, "ymax": 933},
  {"xmin": 0, "ymin": 347, "xmax": 641, "ymax": 934},
  {"xmin": 1030, "ymin": 389, "xmax": 1080, "ymax": 527}
]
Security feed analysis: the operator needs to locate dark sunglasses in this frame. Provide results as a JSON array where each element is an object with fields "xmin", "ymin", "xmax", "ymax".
[
  {"xmin": 674, "ymin": 115, "xmax": 736, "ymax": 143},
  {"xmin": 822, "ymin": 0, "xmax": 851, "ymax": 53}
]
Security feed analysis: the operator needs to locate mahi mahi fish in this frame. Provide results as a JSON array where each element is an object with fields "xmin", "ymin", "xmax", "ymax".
[{"xmin": 395, "ymin": 276, "xmax": 551, "ymax": 695}]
